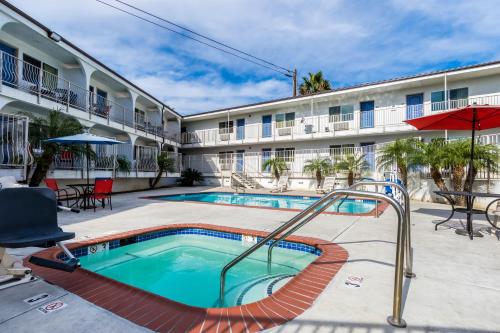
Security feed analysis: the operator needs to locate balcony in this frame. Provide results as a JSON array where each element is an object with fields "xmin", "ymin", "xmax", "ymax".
[
  {"xmin": 50, "ymin": 144, "xmax": 182, "ymax": 178},
  {"xmin": 181, "ymin": 93, "xmax": 500, "ymax": 147},
  {"xmin": 0, "ymin": 51, "xmax": 178, "ymax": 143}
]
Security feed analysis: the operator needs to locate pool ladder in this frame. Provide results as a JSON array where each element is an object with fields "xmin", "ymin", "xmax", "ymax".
[{"xmin": 219, "ymin": 181, "xmax": 415, "ymax": 328}]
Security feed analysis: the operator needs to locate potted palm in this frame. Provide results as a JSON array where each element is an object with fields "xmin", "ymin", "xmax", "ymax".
[
  {"xmin": 376, "ymin": 138, "xmax": 418, "ymax": 186},
  {"xmin": 303, "ymin": 157, "xmax": 332, "ymax": 188},
  {"xmin": 262, "ymin": 157, "xmax": 288, "ymax": 184},
  {"xmin": 334, "ymin": 153, "xmax": 368, "ymax": 186},
  {"xmin": 25, "ymin": 110, "xmax": 83, "ymax": 186}
]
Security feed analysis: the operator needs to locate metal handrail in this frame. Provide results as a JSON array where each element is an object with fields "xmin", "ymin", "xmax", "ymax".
[
  {"xmin": 340, "ymin": 180, "xmax": 414, "ymax": 278},
  {"xmin": 219, "ymin": 189, "xmax": 409, "ymax": 328},
  {"xmin": 267, "ymin": 180, "xmax": 414, "ymax": 278}
]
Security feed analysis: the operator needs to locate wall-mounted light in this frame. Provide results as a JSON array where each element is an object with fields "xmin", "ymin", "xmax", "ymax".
[{"xmin": 48, "ymin": 31, "xmax": 61, "ymax": 42}]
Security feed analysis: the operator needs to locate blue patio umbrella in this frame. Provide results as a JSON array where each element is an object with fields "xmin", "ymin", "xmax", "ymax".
[{"xmin": 45, "ymin": 132, "xmax": 124, "ymax": 188}]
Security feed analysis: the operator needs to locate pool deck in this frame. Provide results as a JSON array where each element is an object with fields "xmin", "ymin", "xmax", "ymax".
[{"xmin": 2, "ymin": 185, "xmax": 500, "ymax": 332}]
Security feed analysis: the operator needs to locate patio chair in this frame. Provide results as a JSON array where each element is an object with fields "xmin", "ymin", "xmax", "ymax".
[
  {"xmin": 316, "ymin": 176, "xmax": 340, "ymax": 194},
  {"xmin": 89, "ymin": 178, "xmax": 113, "ymax": 212},
  {"xmin": 44, "ymin": 178, "xmax": 74, "ymax": 207},
  {"xmin": 488, "ymin": 201, "xmax": 500, "ymax": 239},
  {"xmin": 0, "ymin": 187, "xmax": 78, "ymax": 290},
  {"xmin": 271, "ymin": 175, "xmax": 289, "ymax": 193}
]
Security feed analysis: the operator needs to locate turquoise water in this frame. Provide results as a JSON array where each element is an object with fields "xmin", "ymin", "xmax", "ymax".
[
  {"xmin": 155, "ymin": 192, "xmax": 376, "ymax": 214},
  {"xmin": 79, "ymin": 234, "xmax": 317, "ymax": 307}
]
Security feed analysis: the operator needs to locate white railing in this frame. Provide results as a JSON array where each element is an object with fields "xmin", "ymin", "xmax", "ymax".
[
  {"xmin": 0, "ymin": 52, "xmax": 176, "ymax": 142},
  {"xmin": 181, "ymin": 94, "xmax": 500, "ymax": 146},
  {"xmin": 0, "ymin": 113, "xmax": 30, "ymax": 170},
  {"xmin": 182, "ymin": 145, "xmax": 382, "ymax": 178}
]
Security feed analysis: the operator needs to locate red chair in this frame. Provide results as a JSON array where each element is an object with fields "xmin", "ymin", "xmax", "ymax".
[
  {"xmin": 44, "ymin": 178, "xmax": 73, "ymax": 206},
  {"xmin": 89, "ymin": 178, "xmax": 113, "ymax": 212}
]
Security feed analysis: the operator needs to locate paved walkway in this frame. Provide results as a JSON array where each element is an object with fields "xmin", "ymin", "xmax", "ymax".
[{"xmin": 1, "ymin": 186, "xmax": 499, "ymax": 332}]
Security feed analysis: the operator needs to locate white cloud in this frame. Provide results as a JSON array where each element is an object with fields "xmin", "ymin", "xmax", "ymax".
[{"xmin": 6, "ymin": 0, "xmax": 500, "ymax": 114}]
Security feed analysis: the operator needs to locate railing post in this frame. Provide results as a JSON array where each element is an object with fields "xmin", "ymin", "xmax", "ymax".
[
  {"xmin": 37, "ymin": 67, "xmax": 42, "ymax": 104},
  {"xmin": 0, "ymin": 51, "xmax": 3, "ymax": 92},
  {"xmin": 88, "ymin": 91, "xmax": 92, "ymax": 120},
  {"xmin": 66, "ymin": 81, "xmax": 71, "ymax": 112}
]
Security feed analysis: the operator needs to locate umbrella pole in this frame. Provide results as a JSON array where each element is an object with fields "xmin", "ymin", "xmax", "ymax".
[
  {"xmin": 467, "ymin": 109, "xmax": 477, "ymax": 239},
  {"xmin": 86, "ymin": 143, "xmax": 90, "ymax": 209}
]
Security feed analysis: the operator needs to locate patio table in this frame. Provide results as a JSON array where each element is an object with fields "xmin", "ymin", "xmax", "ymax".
[
  {"xmin": 434, "ymin": 190, "xmax": 500, "ymax": 239},
  {"xmin": 67, "ymin": 183, "xmax": 95, "ymax": 210}
]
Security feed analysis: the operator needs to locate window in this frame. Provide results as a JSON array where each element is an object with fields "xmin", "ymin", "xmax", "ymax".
[
  {"xmin": 22, "ymin": 54, "xmax": 41, "ymax": 83},
  {"xmin": 276, "ymin": 147, "xmax": 295, "ymax": 162},
  {"xmin": 431, "ymin": 87, "xmax": 469, "ymax": 111},
  {"xmin": 218, "ymin": 151, "xmax": 233, "ymax": 169},
  {"xmin": 329, "ymin": 105, "xmax": 354, "ymax": 122},
  {"xmin": 275, "ymin": 112, "xmax": 295, "ymax": 128},
  {"xmin": 218, "ymin": 121, "xmax": 234, "ymax": 134},
  {"xmin": 42, "ymin": 63, "xmax": 58, "ymax": 89},
  {"xmin": 330, "ymin": 144, "xmax": 355, "ymax": 162},
  {"xmin": 135, "ymin": 108, "xmax": 146, "ymax": 128}
]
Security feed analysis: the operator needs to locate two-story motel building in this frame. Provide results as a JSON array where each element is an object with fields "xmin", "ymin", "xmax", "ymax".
[{"xmin": 0, "ymin": 0, "xmax": 499, "ymax": 196}]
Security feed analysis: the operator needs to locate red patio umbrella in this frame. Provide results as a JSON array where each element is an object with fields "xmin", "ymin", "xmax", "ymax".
[
  {"xmin": 405, "ymin": 105, "xmax": 500, "ymax": 238},
  {"xmin": 405, "ymin": 104, "xmax": 500, "ymax": 192}
]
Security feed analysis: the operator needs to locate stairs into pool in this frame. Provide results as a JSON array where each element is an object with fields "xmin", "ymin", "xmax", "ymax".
[
  {"xmin": 235, "ymin": 274, "xmax": 295, "ymax": 305},
  {"xmin": 231, "ymin": 172, "xmax": 262, "ymax": 189}
]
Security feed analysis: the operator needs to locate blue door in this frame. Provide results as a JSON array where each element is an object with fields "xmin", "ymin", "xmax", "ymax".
[
  {"xmin": 236, "ymin": 150, "xmax": 244, "ymax": 173},
  {"xmin": 236, "ymin": 118, "xmax": 245, "ymax": 140},
  {"xmin": 406, "ymin": 93, "xmax": 423, "ymax": 120},
  {"xmin": 262, "ymin": 115, "xmax": 272, "ymax": 138},
  {"xmin": 0, "ymin": 42, "xmax": 17, "ymax": 86},
  {"xmin": 360, "ymin": 101, "xmax": 374, "ymax": 128}
]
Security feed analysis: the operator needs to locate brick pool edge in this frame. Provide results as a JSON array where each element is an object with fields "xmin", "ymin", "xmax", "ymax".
[{"xmin": 26, "ymin": 223, "xmax": 349, "ymax": 333}]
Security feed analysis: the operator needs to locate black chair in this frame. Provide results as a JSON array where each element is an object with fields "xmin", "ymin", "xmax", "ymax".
[{"xmin": 0, "ymin": 188, "xmax": 79, "ymax": 290}]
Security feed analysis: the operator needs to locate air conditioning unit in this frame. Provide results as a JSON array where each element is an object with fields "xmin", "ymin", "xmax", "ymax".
[
  {"xmin": 331, "ymin": 121, "xmax": 349, "ymax": 131},
  {"xmin": 277, "ymin": 127, "xmax": 292, "ymax": 136},
  {"xmin": 219, "ymin": 133, "xmax": 230, "ymax": 141}
]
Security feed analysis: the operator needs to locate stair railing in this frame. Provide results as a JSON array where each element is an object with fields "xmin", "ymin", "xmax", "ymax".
[{"xmin": 219, "ymin": 189, "xmax": 410, "ymax": 328}]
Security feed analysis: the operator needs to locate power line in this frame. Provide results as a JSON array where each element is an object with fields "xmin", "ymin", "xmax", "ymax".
[
  {"xmin": 113, "ymin": 0, "xmax": 292, "ymax": 75},
  {"xmin": 95, "ymin": 0, "xmax": 292, "ymax": 77}
]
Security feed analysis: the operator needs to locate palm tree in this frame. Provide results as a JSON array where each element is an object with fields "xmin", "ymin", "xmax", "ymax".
[
  {"xmin": 444, "ymin": 140, "xmax": 470, "ymax": 204},
  {"xmin": 376, "ymin": 138, "xmax": 419, "ymax": 186},
  {"xmin": 334, "ymin": 153, "xmax": 368, "ymax": 186},
  {"xmin": 180, "ymin": 168, "xmax": 204, "ymax": 186},
  {"xmin": 262, "ymin": 157, "xmax": 288, "ymax": 182},
  {"xmin": 463, "ymin": 141, "xmax": 498, "ymax": 193},
  {"xmin": 303, "ymin": 157, "xmax": 332, "ymax": 188},
  {"xmin": 299, "ymin": 71, "xmax": 331, "ymax": 95},
  {"xmin": 150, "ymin": 152, "xmax": 176, "ymax": 188},
  {"xmin": 410, "ymin": 138, "xmax": 449, "ymax": 192},
  {"xmin": 26, "ymin": 110, "xmax": 83, "ymax": 186}
]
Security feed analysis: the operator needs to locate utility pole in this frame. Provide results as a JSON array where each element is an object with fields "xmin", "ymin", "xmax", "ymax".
[{"xmin": 292, "ymin": 68, "xmax": 297, "ymax": 97}]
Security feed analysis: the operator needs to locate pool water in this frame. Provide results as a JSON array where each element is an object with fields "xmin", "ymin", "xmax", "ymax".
[
  {"xmin": 79, "ymin": 232, "xmax": 318, "ymax": 308},
  {"xmin": 154, "ymin": 192, "xmax": 376, "ymax": 214}
]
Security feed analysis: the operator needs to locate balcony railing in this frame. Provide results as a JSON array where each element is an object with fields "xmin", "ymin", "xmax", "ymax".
[
  {"xmin": 181, "ymin": 93, "xmax": 500, "ymax": 146},
  {"xmin": 51, "ymin": 142, "xmax": 182, "ymax": 176},
  {"xmin": 0, "ymin": 52, "xmax": 176, "ymax": 142},
  {"xmin": 0, "ymin": 113, "xmax": 31, "ymax": 169}
]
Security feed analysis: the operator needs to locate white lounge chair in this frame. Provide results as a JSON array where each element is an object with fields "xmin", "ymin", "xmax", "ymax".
[
  {"xmin": 316, "ymin": 176, "xmax": 339, "ymax": 194},
  {"xmin": 271, "ymin": 175, "xmax": 289, "ymax": 193}
]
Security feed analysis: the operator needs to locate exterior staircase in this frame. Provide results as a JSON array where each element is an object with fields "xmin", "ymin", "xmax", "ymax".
[{"xmin": 231, "ymin": 172, "xmax": 262, "ymax": 189}]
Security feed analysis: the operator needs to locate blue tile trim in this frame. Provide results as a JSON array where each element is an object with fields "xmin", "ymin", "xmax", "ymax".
[
  {"xmin": 57, "ymin": 227, "xmax": 322, "ymax": 260},
  {"xmin": 152, "ymin": 191, "xmax": 378, "ymax": 204}
]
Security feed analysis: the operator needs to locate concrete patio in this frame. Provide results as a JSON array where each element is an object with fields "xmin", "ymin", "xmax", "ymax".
[{"xmin": 1, "ymin": 186, "xmax": 499, "ymax": 333}]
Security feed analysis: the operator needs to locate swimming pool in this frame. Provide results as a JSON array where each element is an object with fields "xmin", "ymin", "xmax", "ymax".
[
  {"xmin": 78, "ymin": 228, "xmax": 318, "ymax": 307},
  {"xmin": 150, "ymin": 192, "xmax": 378, "ymax": 214}
]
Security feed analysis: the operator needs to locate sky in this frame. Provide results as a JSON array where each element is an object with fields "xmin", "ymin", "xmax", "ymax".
[{"xmin": 8, "ymin": 0, "xmax": 500, "ymax": 115}]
